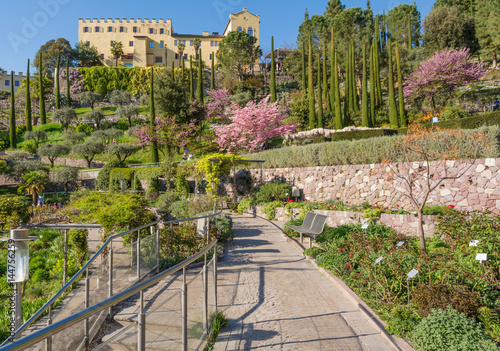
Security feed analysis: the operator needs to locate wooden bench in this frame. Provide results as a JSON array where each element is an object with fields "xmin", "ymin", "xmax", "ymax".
[{"xmin": 285, "ymin": 212, "xmax": 328, "ymax": 248}]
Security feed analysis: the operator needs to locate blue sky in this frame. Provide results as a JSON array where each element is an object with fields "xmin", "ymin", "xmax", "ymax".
[{"xmin": 0, "ymin": 0, "xmax": 434, "ymax": 74}]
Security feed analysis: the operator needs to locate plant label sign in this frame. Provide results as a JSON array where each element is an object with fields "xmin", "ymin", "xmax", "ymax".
[
  {"xmin": 361, "ymin": 223, "xmax": 369, "ymax": 230},
  {"xmin": 375, "ymin": 257, "xmax": 384, "ymax": 265},
  {"xmin": 407, "ymin": 269, "xmax": 419, "ymax": 280},
  {"xmin": 397, "ymin": 241, "xmax": 405, "ymax": 248},
  {"xmin": 476, "ymin": 253, "xmax": 487, "ymax": 263},
  {"xmin": 432, "ymin": 117, "xmax": 439, "ymax": 123},
  {"xmin": 469, "ymin": 240, "xmax": 479, "ymax": 247}
]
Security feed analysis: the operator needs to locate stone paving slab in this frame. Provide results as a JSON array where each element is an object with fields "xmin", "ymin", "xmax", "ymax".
[{"xmin": 214, "ymin": 214, "xmax": 397, "ymax": 351}]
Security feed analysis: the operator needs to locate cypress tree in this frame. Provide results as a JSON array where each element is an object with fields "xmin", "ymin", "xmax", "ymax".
[
  {"xmin": 334, "ymin": 52, "xmax": 342, "ymax": 130},
  {"xmin": 375, "ymin": 16, "xmax": 381, "ymax": 52},
  {"xmin": 55, "ymin": 56, "xmax": 60, "ymax": 109},
  {"xmin": 344, "ymin": 45, "xmax": 351, "ymax": 125},
  {"xmin": 189, "ymin": 56, "xmax": 195, "ymax": 101},
  {"xmin": 374, "ymin": 35, "xmax": 382, "ymax": 106},
  {"xmin": 396, "ymin": 45, "xmax": 406, "ymax": 127},
  {"xmin": 150, "ymin": 68, "xmax": 159, "ymax": 163},
  {"xmin": 361, "ymin": 44, "xmax": 369, "ymax": 127},
  {"xmin": 348, "ymin": 43, "xmax": 355, "ymax": 113},
  {"xmin": 197, "ymin": 49, "xmax": 203, "ymax": 104},
  {"xmin": 10, "ymin": 71, "xmax": 16, "ymax": 149},
  {"xmin": 317, "ymin": 54, "xmax": 323, "ymax": 128},
  {"xmin": 211, "ymin": 52, "xmax": 215, "ymax": 91},
  {"xmin": 270, "ymin": 36, "xmax": 277, "ymax": 103},
  {"xmin": 171, "ymin": 60, "xmax": 175, "ymax": 80},
  {"xmin": 407, "ymin": 14, "xmax": 412, "ymax": 49},
  {"xmin": 26, "ymin": 59, "xmax": 32, "ymax": 132},
  {"xmin": 302, "ymin": 44, "xmax": 307, "ymax": 91},
  {"xmin": 308, "ymin": 35, "xmax": 315, "ymax": 129},
  {"xmin": 39, "ymin": 53, "xmax": 46, "ymax": 125},
  {"xmin": 370, "ymin": 44, "xmax": 376, "ymax": 127},
  {"xmin": 181, "ymin": 55, "xmax": 185, "ymax": 85},
  {"xmin": 387, "ymin": 39, "xmax": 399, "ymax": 127},
  {"xmin": 351, "ymin": 42, "xmax": 359, "ymax": 113},
  {"xmin": 382, "ymin": 10, "xmax": 387, "ymax": 51},
  {"xmin": 329, "ymin": 28, "xmax": 336, "ymax": 114},
  {"xmin": 323, "ymin": 42, "xmax": 329, "ymax": 112},
  {"xmin": 65, "ymin": 57, "xmax": 71, "ymax": 108}
]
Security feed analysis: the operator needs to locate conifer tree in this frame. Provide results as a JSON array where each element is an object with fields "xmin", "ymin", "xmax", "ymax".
[
  {"xmin": 171, "ymin": 61, "xmax": 175, "ymax": 80},
  {"xmin": 211, "ymin": 52, "xmax": 215, "ymax": 91},
  {"xmin": 387, "ymin": 39, "xmax": 399, "ymax": 127},
  {"xmin": 26, "ymin": 60, "xmax": 32, "ymax": 131},
  {"xmin": 407, "ymin": 14, "xmax": 412, "ymax": 49},
  {"xmin": 308, "ymin": 35, "xmax": 316, "ymax": 129},
  {"xmin": 39, "ymin": 53, "xmax": 46, "ymax": 125},
  {"xmin": 323, "ymin": 42, "xmax": 329, "ymax": 112},
  {"xmin": 361, "ymin": 44, "xmax": 369, "ymax": 127},
  {"xmin": 352, "ymin": 42, "xmax": 359, "ymax": 113},
  {"xmin": 55, "ymin": 56, "xmax": 61, "ymax": 109},
  {"xmin": 317, "ymin": 54, "xmax": 323, "ymax": 128},
  {"xmin": 396, "ymin": 45, "xmax": 406, "ymax": 126},
  {"xmin": 270, "ymin": 36, "xmax": 277, "ymax": 103},
  {"xmin": 65, "ymin": 57, "xmax": 71, "ymax": 108},
  {"xmin": 370, "ymin": 44, "xmax": 376, "ymax": 127},
  {"xmin": 382, "ymin": 10, "xmax": 387, "ymax": 51},
  {"xmin": 197, "ymin": 49, "xmax": 204, "ymax": 104},
  {"xmin": 344, "ymin": 45, "xmax": 351, "ymax": 125},
  {"xmin": 302, "ymin": 44, "xmax": 307, "ymax": 91},
  {"xmin": 10, "ymin": 71, "xmax": 16, "ymax": 149},
  {"xmin": 374, "ymin": 35, "xmax": 382, "ymax": 106},
  {"xmin": 189, "ymin": 56, "xmax": 194, "ymax": 101},
  {"xmin": 330, "ymin": 28, "xmax": 336, "ymax": 114},
  {"xmin": 181, "ymin": 55, "xmax": 185, "ymax": 85},
  {"xmin": 334, "ymin": 51, "xmax": 342, "ymax": 129},
  {"xmin": 150, "ymin": 68, "xmax": 159, "ymax": 162}
]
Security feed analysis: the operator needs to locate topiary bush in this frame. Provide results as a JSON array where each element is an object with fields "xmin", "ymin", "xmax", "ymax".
[
  {"xmin": 252, "ymin": 182, "xmax": 292, "ymax": 205},
  {"xmin": 411, "ymin": 307, "xmax": 498, "ymax": 351},
  {"xmin": 95, "ymin": 160, "xmax": 123, "ymax": 191}
]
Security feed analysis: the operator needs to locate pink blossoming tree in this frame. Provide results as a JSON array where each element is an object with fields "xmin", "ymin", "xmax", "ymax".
[
  {"xmin": 213, "ymin": 96, "xmax": 298, "ymax": 153},
  {"xmin": 404, "ymin": 48, "xmax": 486, "ymax": 110},
  {"xmin": 206, "ymin": 89, "xmax": 230, "ymax": 121},
  {"xmin": 135, "ymin": 116, "xmax": 198, "ymax": 160}
]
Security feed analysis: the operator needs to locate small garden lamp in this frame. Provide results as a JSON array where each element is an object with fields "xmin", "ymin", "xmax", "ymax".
[
  {"xmin": 406, "ymin": 269, "xmax": 419, "ymax": 309},
  {"xmin": 1, "ymin": 229, "xmax": 38, "ymax": 333},
  {"xmin": 374, "ymin": 256, "xmax": 384, "ymax": 304}
]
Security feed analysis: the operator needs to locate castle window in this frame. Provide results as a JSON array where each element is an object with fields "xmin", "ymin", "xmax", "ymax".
[
  {"xmin": 149, "ymin": 41, "xmax": 155, "ymax": 48},
  {"xmin": 211, "ymin": 41, "xmax": 219, "ymax": 47},
  {"xmin": 120, "ymin": 26, "xmax": 124, "ymax": 33},
  {"xmin": 108, "ymin": 26, "xmax": 113, "ymax": 32},
  {"xmin": 190, "ymin": 40, "xmax": 193, "ymax": 46},
  {"xmin": 174, "ymin": 40, "xmax": 178, "ymax": 46},
  {"xmin": 15, "ymin": 81, "xmax": 19, "ymax": 87},
  {"xmin": 129, "ymin": 41, "xmax": 134, "ymax": 47},
  {"xmin": 100, "ymin": 54, "xmax": 104, "ymax": 59},
  {"xmin": 84, "ymin": 27, "xmax": 89, "ymax": 32},
  {"xmin": 5, "ymin": 80, "xmax": 9, "ymax": 86},
  {"xmin": 149, "ymin": 28, "xmax": 154, "ymax": 34},
  {"xmin": 237, "ymin": 27, "xmax": 243, "ymax": 31},
  {"xmin": 155, "ymin": 57, "xmax": 162, "ymax": 63},
  {"xmin": 175, "ymin": 54, "xmax": 179, "ymax": 59},
  {"xmin": 95, "ymin": 26, "xmax": 100, "ymax": 32},
  {"xmin": 160, "ymin": 41, "xmax": 164, "ymax": 48},
  {"xmin": 184, "ymin": 54, "xmax": 188, "ymax": 59},
  {"xmin": 209, "ymin": 54, "xmax": 212, "ymax": 59},
  {"xmin": 160, "ymin": 28, "xmax": 164, "ymax": 34},
  {"xmin": 248, "ymin": 27, "xmax": 253, "ymax": 36},
  {"xmin": 110, "ymin": 41, "xmax": 115, "ymax": 46},
  {"xmin": 86, "ymin": 41, "xmax": 90, "ymax": 46},
  {"xmin": 133, "ymin": 27, "xmax": 137, "ymax": 33}
]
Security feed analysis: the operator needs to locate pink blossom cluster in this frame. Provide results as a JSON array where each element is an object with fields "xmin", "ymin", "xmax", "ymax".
[
  {"xmin": 59, "ymin": 68, "xmax": 86, "ymax": 94},
  {"xmin": 404, "ymin": 48, "xmax": 486, "ymax": 102},
  {"xmin": 213, "ymin": 96, "xmax": 298, "ymax": 153},
  {"xmin": 206, "ymin": 89, "xmax": 230, "ymax": 121}
]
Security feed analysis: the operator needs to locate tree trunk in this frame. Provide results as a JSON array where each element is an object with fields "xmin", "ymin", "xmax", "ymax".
[
  {"xmin": 86, "ymin": 158, "xmax": 92, "ymax": 169},
  {"xmin": 50, "ymin": 158, "xmax": 55, "ymax": 168},
  {"xmin": 493, "ymin": 52, "xmax": 498, "ymax": 70},
  {"xmin": 417, "ymin": 209, "xmax": 427, "ymax": 252},
  {"xmin": 32, "ymin": 191, "xmax": 37, "ymax": 206},
  {"xmin": 128, "ymin": 116, "xmax": 132, "ymax": 127}
]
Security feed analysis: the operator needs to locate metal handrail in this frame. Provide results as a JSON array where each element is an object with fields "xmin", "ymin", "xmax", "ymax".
[
  {"xmin": 1, "ymin": 219, "xmax": 160, "ymax": 344},
  {"xmin": 0, "ymin": 239, "xmax": 218, "ymax": 351}
]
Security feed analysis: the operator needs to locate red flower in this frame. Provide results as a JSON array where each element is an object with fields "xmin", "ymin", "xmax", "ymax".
[{"xmin": 377, "ymin": 206, "xmax": 380, "ymax": 209}]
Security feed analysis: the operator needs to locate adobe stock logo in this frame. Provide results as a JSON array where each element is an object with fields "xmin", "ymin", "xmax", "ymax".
[
  {"xmin": 213, "ymin": 0, "xmax": 242, "ymax": 22},
  {"xmin": 7, "ymin": 0, "xmax": 70, "ymax": 54}
]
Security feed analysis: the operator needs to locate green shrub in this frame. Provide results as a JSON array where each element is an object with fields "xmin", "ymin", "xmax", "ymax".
[
  {"xmin": 384, "ymin": 305, "xmax": 421, "ymax": 339},
  {"xmin": 33, "ymin": 122, "xmax": 63, "ymax": 132},
  {"xmin": 237, "ymin": 198, "xmax": 252, "ymax": 214},
  {"xmin": 169, "ymin": 200, "xmax": 189, "ymax": 219},
  {"xmin": 411, "ymin": 307, "xmax": 498, "ymax": 351},
  {"xmin": 32, "ymin": 268, "xmax": 50, "ymax": 282},
  {"xmin": 16, "ymin": 124, "xmax": 26, "ymax": 138},
  {"xmin": 440, "ymin": 106, "xmax": 468, "ymax": 121},
  {"xmin": 187, "ymin": 196, "xmax": 214, "ymax": 218},
  {"xmin": 304, "ymin": 246, "xmax": 326, "ymax": 258},
  {"xmin": 261, "ymin": 201, "xmax": 282, "ymax": 220},
  {"xmin": 0, "ymin": 195, "xmax": 31, "ymax": 232},
  {"xmin": 68, "ymin": 229, "xmax": 88, "ymax": 264},
  {"xmin": 96, "ymin": 160, "xmax": 123, "ymax": 191},
  {"xmin": 155, "ymin": 192, "xmax": 179, "ymax": 213},
  {"xmin": 213, "ymin": 214, "xmax": 233, "ymax": 242},
  {"xmin": 329, "ymin": 129, "xmax": 398, "ymax": 142},
  {"xmin": 19, "ymin": 140, "xmax": 37, "ymax": 154},
  {"xmin": 435, "ymin": 110, "xmax": 500, "ymax": 130},
  {"xmin": 252, "ymin": 182, "xmax": 291, "ymax": 205},
  {"xmin": 109, "ymin": 168, "xmax": 138, "ymax": 192},
  {"xmin": 75, "ymin": 123, "xmax": 95, "ymax": 135}
]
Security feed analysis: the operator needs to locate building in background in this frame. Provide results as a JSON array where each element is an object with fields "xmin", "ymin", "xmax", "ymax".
[
  {"xmin": 0, "ymin": 71, "xmax": 27, "ymax": 94},
  {"xmin": 78, "ymin": 8, "xmax": 260, "ymax": 69}
]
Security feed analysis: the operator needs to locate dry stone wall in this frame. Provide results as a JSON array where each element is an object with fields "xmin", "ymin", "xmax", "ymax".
[{"xmin": 248, "ymin": 158, "xmax": 500, "ymax": 213}]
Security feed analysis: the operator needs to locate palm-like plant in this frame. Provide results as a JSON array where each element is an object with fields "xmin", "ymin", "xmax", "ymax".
[
  {"xmin": 193, "ymin": 39, "xmax": 201, "ymax": 60},
  {"xmin": 111, "ymin": 41, "xmax": 124, "ymax": 67},
  {"xmin": 17, "ymin": 170, "xmax": 49, "ymax": 206},
  {"xmin": 177, "ymin": 42, "xmax": 185, "ymax": 68}
]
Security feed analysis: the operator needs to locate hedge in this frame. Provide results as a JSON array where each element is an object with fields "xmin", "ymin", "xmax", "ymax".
[{"xmin": 109, "ymin": 168, "xmax": 138, "ymax": 192}]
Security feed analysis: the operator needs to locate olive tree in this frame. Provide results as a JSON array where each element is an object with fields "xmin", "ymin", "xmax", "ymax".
[
  {"xmin": 37, "ymin": 143, "xmax": 70, "ymax": 168},
  {"xmin": 25, "ymin": 130, "xmax": 47, "ymax": 148},
  {"xmin": 107, "ymin": 143, "xmax": 139, "ymax": 163},
  {"xmin": 71, "ymin": 140, "xmax": 104, "ymax": 168},
  {"xmin": 109, "ymin": 90, "xmax": 131, "ymax": 106},
  {"xmin": 79, "ymin": 91, "xmax": 102, "ymax": 110},
  {"xmin": 52, "ymin": 107, "xmax": 78, "ymax": 130},
  {"xmin": 55, "ymin": 167, "xmax": 79, "ymax": 192},
  {"xmin": 62, "ymin": 130, "xmax": 86, "ymax": 146},
  {"xmin": 116, "ymin": 105, "xmax": 139, "ymax": 127},
  {"xmin": 84, "ymin": 109, "xmax": 105, "ymax": 130},
  {"xmin": 91, "ymin": 128, "xmax": 123, "ymax": 146}
]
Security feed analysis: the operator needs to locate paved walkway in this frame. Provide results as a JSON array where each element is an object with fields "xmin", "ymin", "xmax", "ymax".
[{"xmin": 214, "ymin": 214, "xmax": 396, "ymax": 351}]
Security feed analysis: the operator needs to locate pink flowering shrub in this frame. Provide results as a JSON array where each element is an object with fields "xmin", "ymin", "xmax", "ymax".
[
  {"xmin": 213, "ymin": 96, "xmax": 298, "ymax": 153},
  {"xmin": 206, "ymin": 89, "xmax": 230, "ymax": 121}
]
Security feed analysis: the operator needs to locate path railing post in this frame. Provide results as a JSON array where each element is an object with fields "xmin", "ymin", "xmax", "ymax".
[
  {"xmin": 155, "ymin": 225, "xmax": 160, "ymax": 273},
  {"xmin": 213, "ymin": 244, "xmax": 218, "ymax": 310},
  {"xmin": 108, "ymin": 242, "xmax": 113, "ymax": 320},
  {"xmin": 45, "ymin": 305, "xmax": 52, "ymax": 351},
  {"xmin": 137, "ymin": 230, "xmax": 141, "ymax": 280},
  {"xmin": 137, "ymin": 290, "xmax": 146, "ymax": 351},
  {"xmin": 203, "ymin": 252, "xmax": 208, "ymax": 333},
  {"xmin": 84, "ymin": 268, "xmax": 89, "ymax": 346},
  {"xmin": 181, "ymin": 267, "xmax": 188, "ymax": 351}
]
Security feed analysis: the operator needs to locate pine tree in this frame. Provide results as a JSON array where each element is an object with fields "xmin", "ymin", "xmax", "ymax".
[
  {"xmin": 323, "ymin": 42, "xmax": 329, "ymax": 112},
  {"xmin": 197, "ymin": 49, "xmax": 204, "ymax": 104},
  {"xmin": 26, "ymin": 60, "xmax": 32, "ymax": 132},
  {"xmin": 39, "ymin": 53, "xmax": 46, "ymax": 125},
  {"xmin": 370, "ymin": 44, "xmax": 376, "ymax": 127},
  {"xmin": 361, "ymin": 44, "xmax": 369, "ymax": 127},
  {"xmin": 308, "ymin": 35, "xmax": 316, "ymax": 129},
  {"xmin": 317, "ymin": 54, "xmax": 323, "ymax": 128},
  {"xmin": 150, "ymin": 68, "xmax": 159, "ymax": 163},
  {"xmin": 10, "ymin": 71, "xmax": 16, "ymax": 149},
  {"xmin": 55, "ymin": 56, "xmax": 61, "ymax": 109},
  {"xmin": 334, "ymin": 52, "xmax": 342, "ymax": 129},
  {"xmin": 387, "ymin": 39, "xmax": 399, "ymax": 127},
  {"xmin": 189, "ymin": 56, "xmax": 195, "ymax": 101},
  {"xmin": 302, "ymin": 44, "xmax": 307, "ymax": 91},
  {"xmin": 270, "ymin": 36, "xmax": 277, "ymax": 103},
  {"xmin": 65, "ymin": 57, "xmax": 71, "ymax": 108},
  {"xmin": 396, "ymin": 45, "xmax": 406, "ymax": 127},
  {"xmin": 211, "ymin": 52, "xmax": 215, "ymax": 91}
]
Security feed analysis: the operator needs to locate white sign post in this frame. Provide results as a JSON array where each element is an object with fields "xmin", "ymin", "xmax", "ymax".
[
  {"xmin": 406, "ymin": 269, "xmax": 419, "ymax": 309},
  {"xmin": 476, "ymin": 253, "xmax": 487, "ymax": 264},
  {"xmin": 374, "ymin": 257, "xmax": 384, "ymax": 304}
]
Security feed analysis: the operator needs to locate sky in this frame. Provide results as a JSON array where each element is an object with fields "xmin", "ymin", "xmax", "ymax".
[{"xmin": 0, "ymin": 0, "xmax": 435, "ymax": 74}]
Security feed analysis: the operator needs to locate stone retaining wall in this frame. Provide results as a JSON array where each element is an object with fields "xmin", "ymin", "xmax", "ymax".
[
  {"xmin": 248, "ymin": 158, "xmax": 500, "ymax": 213},
  {"xmin": 249, "ymin": 206, "xmax": 437, "ymax": 237}
]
